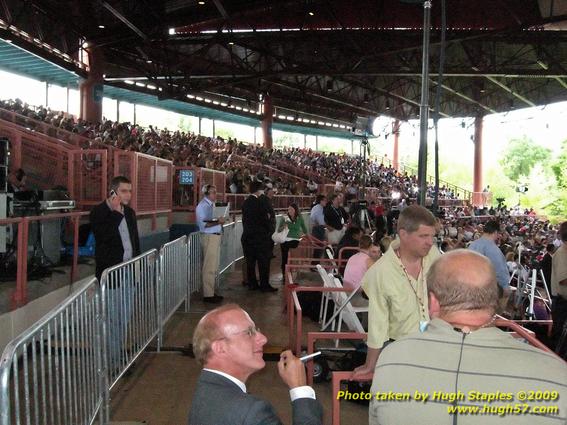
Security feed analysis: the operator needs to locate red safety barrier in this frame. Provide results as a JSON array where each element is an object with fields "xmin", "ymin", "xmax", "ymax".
[
  {"xmin": 112, "ymin": 150, "xmax": 173, "ymax": 214},
  {"xmin": 0, "ymin": 211, "xmax": 89, "ymax": 309},
  {"xmin": 306, "ymin": 331, "xmax": 367, "ymax": 386},
  {"xmin": 285, "ymin": 260, "xmax": 349, "ymax": 354}
]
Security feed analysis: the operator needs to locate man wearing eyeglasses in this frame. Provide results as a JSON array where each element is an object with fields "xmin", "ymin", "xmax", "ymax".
[{"xmin": 188, "ymin": 304, "xmax": 323, "ymax": 425}]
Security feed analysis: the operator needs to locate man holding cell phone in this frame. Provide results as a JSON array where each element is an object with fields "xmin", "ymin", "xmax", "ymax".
[
  {"xmin": 90, "ymin": 175, "xmax": 140, "ymax": 280},
  {"xmin": 90, "ymin": 176, "xmax": 140, "ymax": 371}
]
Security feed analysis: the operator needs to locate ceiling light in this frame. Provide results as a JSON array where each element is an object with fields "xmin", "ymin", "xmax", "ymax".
[
  {"xmin": 98, "ymin": 25, "xmax": 105, "ymax": 29},
  {"xmin": 308, "ymin": 11, "xmax": 314, "ymax": 16},
  {"xmin": 146, "ymin": 59, "xmax": 152, "ymax": 63},
  {"xmin": 168, "ymin": 28, "xmax": 176, "ymax": 35},
  {"xmin": 228, "ymin": 41, "xmax": 234, "ymax": 45},
  {"xmin": 198, "ymin": 1, "xmax": 205, "ymax": 4}
]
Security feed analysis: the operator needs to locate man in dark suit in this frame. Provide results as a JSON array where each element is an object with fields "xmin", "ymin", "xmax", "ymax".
[
  {"xmin": 241, "ymin": 180, "xmax": 276, "ymax": 292},
  {"xmin": 90, "ymin": 175, "xmax": 140, "ymax": 370},
  {"xmin": 188, "ymin": 304, "xmax": 323, "ymax": 425},
  {"xmin": 90, "ymin": 175, "xmax": 140, "ymax": 280}
]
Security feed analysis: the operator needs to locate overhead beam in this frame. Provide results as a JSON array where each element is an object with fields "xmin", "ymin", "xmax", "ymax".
[
  {"xmin": 485, "ymin": 76, "xmax": 536, "ymax": 107},
  {"xmin": 430, "ymin": 81, "xmax": 497, "ymax": 114},
  {"xmin": 212, "ymin": 0, "xmax": 229, "ymax": 19},
  {"xmin": 101, "ymin": 1, "xmax": 148, "ymax": 41}
]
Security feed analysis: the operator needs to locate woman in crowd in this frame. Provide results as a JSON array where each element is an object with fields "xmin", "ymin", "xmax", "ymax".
[
  {"xmin": 343, "ymin": 235, "xmax": 381, "ymax": 292},
  {"xmin": 276, "ymin": 203, "xmax": 308, "ymax": 279}
]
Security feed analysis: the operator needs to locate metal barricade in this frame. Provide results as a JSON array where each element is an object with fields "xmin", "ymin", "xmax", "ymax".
[
  {"xmin": 158, "ymin": 237, "xmax": 189, "ymax": 347},
  {"xmin": 216, "ymin": 220, "xmax": 244, "ymax": 287},
  {"xmin": 0, "ymin": 277, "xmax": 105, "ymax": 425},
  {"xmin": 187, "ymin": 231, "xmax": 203, "ymax": 295},
  {"xmin": 100, "ymin": 250, "xmax": 159, "ymax": 391}
]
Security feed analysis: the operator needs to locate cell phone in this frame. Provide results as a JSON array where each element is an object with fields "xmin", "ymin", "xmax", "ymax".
[{"xmin": 110, "ymin": 189, "xmax": 117, "ymax": 198}]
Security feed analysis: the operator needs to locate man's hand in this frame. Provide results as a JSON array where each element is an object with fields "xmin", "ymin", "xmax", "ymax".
[
  {"xmin": 218, "ymin": 216, "xmax": 226, "ymax": 225},
  {"xmin": 110, "ymin": 193, "xmax": 122, "ymax": 213},
  {"xmin": 350, "ymin": 363, "xmax": 374, "ymax": 380},
  {"xmin": 278, "ymin": 350, "xmax": 306, "ymax": 389}
]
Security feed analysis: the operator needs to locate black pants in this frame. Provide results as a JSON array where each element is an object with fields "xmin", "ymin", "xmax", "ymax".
[
  {"xmin": 243, "ymin": 242, "xmax": 272, "ymax": 288},
  {"xmin": 281, "ymin": 240, "xmax": 300, "ymax": 277},
  {"xmin": 552, "ymin": 296, "xmax": 567, "ymax": 356},
  {"xmin": 311, "ymin": 225, "xmax": 326, "ymax": 261}
]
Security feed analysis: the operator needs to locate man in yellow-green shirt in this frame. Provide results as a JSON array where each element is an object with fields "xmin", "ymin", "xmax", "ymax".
[{"xmin": 351, "ymin": 205, "xmax": 440, "ymax": 379}]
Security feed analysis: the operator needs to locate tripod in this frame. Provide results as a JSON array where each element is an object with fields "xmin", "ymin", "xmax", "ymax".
[{"xmin": 509, "ymin": 244, "xmax": 552, "ymax": 320}]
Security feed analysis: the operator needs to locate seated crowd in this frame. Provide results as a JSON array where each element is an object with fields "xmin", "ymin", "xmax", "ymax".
[{"xmin": 2, "ymin": 98, "xmax": 463, "ymax": 202}]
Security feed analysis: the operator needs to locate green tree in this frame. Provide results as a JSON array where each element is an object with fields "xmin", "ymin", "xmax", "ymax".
[
  {"xmin": 499, "ymin": 136, "xmax": 551, "ymax": 183},
  {"xmin": 551, "ymin": 139, "xmax": 567, "ymax": 189}
]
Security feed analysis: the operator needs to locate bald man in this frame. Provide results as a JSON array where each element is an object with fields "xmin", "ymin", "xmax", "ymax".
[
  {"xmin": 188, "ymin": 304, "xmax": 322, "ymax": 425},
  {"xmin": 369, "ymin": 250, "xmax": 567, "ymax": 425}
]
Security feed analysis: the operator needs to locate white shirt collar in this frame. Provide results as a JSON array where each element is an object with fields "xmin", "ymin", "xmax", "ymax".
[{"xmin": 203, "ymin": 368, "xmax": 246, "ymax": 393}]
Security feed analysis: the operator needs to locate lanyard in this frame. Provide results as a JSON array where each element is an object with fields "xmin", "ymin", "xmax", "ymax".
[{"xmin": 395, "ymin": 249, "xmax": 427, "ymax": 319}]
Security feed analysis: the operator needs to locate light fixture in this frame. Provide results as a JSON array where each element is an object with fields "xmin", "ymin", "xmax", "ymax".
[
  {"xmin": 308, "ymin": 11, "xmax": 314, "ymax": 16},
  {"xmin": 146, "ymin": 59, "xmax": 152, "ymax": 63},
  {"xmin": 228, "ymin": 41, "xmax": 234, "ymax": 45},
  {"xmin": 198, "ymin": 1, "xmax": 205, "ymax": 4},
  {"xmin": 385, "ymin": 99, "xmax": 390, "ymax": 110},
  {"xmin": 168, "ymin": 28, "xmax": 176, "ymax": 35},
  {"xmin": 536, "ymin": 59, "xmax": 549, "ymax": 70},
  {"xmin": 98, "ymin": 25, "xmax": 105, "ymax": 29}
]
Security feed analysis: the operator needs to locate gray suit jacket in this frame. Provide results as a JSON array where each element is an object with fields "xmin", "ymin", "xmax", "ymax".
[{"xmin": 188, "ymin": 370, "xmax": 323, "ymax": 425}]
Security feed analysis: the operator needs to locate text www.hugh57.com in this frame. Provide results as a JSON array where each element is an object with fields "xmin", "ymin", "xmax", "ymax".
[{"xmin": 448, "ymin": 404, "xmax": 559, "ymax": 416}]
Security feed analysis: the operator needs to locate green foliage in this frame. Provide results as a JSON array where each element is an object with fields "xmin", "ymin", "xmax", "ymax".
[
  {"xmin": 499, "ymin": 136, "xmax": 551, "ymax": 183},
  {"xmin": 215, "ymin": 127, "xmax": 235, "ymax": 140},
  {"xmin": 551, "ymin": 139, "xmax": 567, "ymax": 189},
  {"xmin": 177, "ymin": 116, "xmax": 193, "ymax": 133}
]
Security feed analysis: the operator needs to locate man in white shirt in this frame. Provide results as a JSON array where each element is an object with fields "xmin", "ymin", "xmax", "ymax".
[
  {"xmin": 195, "ymin": 184, "xmax": 225, "ymax": 303},
  {"xmin": 188, "ymin": 304, "xmax": 322, "ymax": 425}
]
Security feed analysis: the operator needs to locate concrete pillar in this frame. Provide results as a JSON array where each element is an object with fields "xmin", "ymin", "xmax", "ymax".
[
  {"xmin": 473, "ymin": 114, "xmax": 484, "ymax": 198},
  {"xmin": 393, "ymin": 119, "xmax": 400, "ymax": 170},
  {"xmin": 261, "ymin": 94, "xmax": 273, "ymax": 149},
  {"xmin": 80, "ymin": 47, "xmax": 104, "ymax": 123}
]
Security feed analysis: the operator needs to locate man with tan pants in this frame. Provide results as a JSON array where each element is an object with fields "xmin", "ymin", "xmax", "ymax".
[{"xmin": 196, "ymin": 184, "xmax": 225, "ymax": 303}]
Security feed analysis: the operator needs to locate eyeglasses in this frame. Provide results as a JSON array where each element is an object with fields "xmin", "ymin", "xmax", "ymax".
[{"xmin": 219, "ymin": 326, "xmax": 261, "ymax": 340}]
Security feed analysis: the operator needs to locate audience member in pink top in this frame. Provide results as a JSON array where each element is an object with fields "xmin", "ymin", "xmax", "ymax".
[{"xmin": 343, "ymin": 235, "xmax": 381, "ymax": 291}]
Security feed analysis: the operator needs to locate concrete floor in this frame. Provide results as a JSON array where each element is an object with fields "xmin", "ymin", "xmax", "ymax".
[
  {"xmin": 109, "ymin": 254, "xmax": 369, "ymax": 425},
  {"xmin": 0, "ymin": 256, "xmax": 95, "ymax": 314}
]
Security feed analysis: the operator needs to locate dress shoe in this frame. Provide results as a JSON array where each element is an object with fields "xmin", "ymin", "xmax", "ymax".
[
  {"xmin": 203, "ymin": 296, "xmax": 223, "ymax": 304},
  {"xmin": 259, "ymin": 285, "xmax": 278, "ymax": 292}
]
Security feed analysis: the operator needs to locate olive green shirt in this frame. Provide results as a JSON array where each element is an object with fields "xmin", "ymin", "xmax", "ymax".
[
  {"xmin": 361, "ymin": 238, "xmax": 441, "ymax": 349},
  {"xmin": 370, "ymin": 318, "xmax": 567, "ymax": 425}
]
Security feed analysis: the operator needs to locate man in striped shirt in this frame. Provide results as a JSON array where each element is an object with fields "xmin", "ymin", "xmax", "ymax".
[{"xmin": 369, "ymin": 250, "xmax": 567, "ymax": 425}]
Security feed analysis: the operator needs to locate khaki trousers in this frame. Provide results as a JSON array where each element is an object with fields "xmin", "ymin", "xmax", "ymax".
[{"xmin": 201, "ymin": 233, "xmax": 221, "ymax": 297}]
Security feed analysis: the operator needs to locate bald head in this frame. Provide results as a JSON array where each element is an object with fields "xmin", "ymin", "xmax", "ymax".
[
  {"xmin": 427, "ymin": 249, "xmax": 499, "ymax": 315},
  {"xmin": 192, "ymin": 304, "xmax": 242, "ymax": 365}
]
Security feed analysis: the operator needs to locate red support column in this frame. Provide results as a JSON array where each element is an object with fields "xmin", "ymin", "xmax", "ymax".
[
  {"xmin": 393, "ymin": 119, "xmax": 400, "ymax": 171},
  {"xmin": 80, "ymin": 47, "xmax": 104, "ymax": 123},
  {"xmin": 473, "ymin": 115, "xmax": 484, "ymax": 205},
  {"xmin": 261, "ymin": 94, "xmax": 274, "ymax": 149}
]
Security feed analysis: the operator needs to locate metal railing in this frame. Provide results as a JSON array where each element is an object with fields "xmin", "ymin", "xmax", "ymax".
[
  {"xmin": 187, "ymin": 232, "xmax": 203, "ymax": 295},
  {"xmin": 218, "ymin": 220, "xmax": 244, "ymax": 281},
  {"xmin": 0, "ymin": 277, "xmax": 105, "ymax": 425},
  {"xmin": 158, "ymin": 237, "xmax": 189, "ymax": 346},
  {"xmin": 100, "ymin": 250, "xmax": 159, "ymax": 391},
  {"xmin": 0, "ymin": 218, "xmax": 249, "ymax": 425}
]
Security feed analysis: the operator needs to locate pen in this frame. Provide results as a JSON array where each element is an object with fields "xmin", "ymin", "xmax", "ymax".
[{"xmin": 299, "ymin": 351, "xmax": 322, "ymax": 363}]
